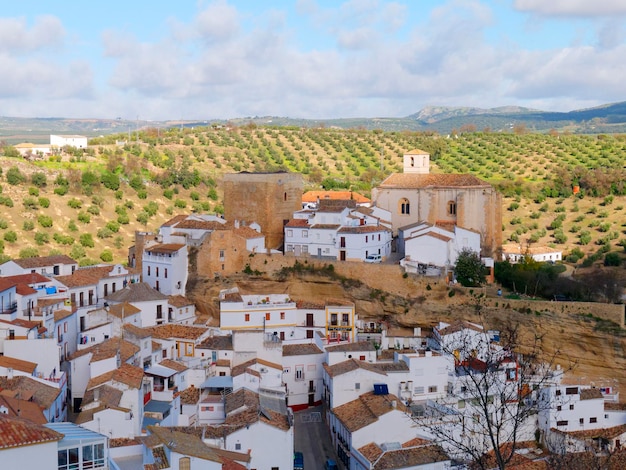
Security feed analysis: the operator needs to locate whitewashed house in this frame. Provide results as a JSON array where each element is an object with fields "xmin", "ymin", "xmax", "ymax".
[
  {"xmin": 0, "ymin": 414, "xmax": 63, "ymax": 469},
  {"xmin": 285, "ymin": 199, "xmax": 392, "ymax": 261},
  {"xmin": 50, "ymin": 134, "xmax": 88, "ymax": 148},
  {"xmin": 501, "ymin": 243, "xmax": 563, "ymax": 264},
  {"xmin": 167, "ymin": 295, "xmax": 197, "ymax": 324},
  {"xmin": 104, "ymin": 282, "xmax": 169, "ymax": 327},
  {"xmin": 282, "ymin": 342, "xmax": 325, "ymax": 411},
  {"xmin": 142, "ymin": 243, "xmax": 188, "ymax": 296},
  {"xmin": 0, "ymin": 254, "xmax": 77, "ymax": 277}
]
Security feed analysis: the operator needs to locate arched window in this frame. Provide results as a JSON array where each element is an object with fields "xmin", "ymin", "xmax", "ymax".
[
  {"xmin": 410, "ymin": 156, "xmax": 415, "ymax": 167},
  {"xmin": 179, "ymin": 457, "xmax": 190, "ymax": 470},
  {"xmin": 448, "ymin": 200, "xmax": 457, "ymax": 216},
  {"xmin": 399, "ymin": 198, "xmax": 410, "ymax": 215}
]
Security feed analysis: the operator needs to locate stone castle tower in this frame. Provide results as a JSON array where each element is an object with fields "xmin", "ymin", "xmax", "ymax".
[{"xmin": 223, "ymin": 172, "xmax": 303, "ymax": 250}]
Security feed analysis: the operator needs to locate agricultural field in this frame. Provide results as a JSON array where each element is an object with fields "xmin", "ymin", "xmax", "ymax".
[{"xmin": 0, "ymin": 125, "xmax": 625, "ymax": 267}]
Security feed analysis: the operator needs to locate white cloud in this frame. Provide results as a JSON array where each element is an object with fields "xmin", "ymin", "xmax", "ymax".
[
  {"xmin": 514, "ymin": 0, "xmax": 626, "ymax": 17},
  {"xmin": 0, "ymin": 15, "xmax": 65, "ymax": 54}
]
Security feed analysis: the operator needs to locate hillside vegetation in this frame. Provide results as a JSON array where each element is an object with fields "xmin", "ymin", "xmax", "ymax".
[{"xmin": 0, "ymin": 126, "xmax": 625, "ymax": 268}]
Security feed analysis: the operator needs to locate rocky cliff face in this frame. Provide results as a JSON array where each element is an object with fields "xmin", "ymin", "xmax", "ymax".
[{"xmin": 186, "ymin": 260, "xmax": 626, "ymax": 399}]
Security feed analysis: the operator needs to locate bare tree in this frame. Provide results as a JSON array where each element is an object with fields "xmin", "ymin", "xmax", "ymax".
[{"xmin": 409, "ymin": 320, "xmax": 574, "ymax": 469}]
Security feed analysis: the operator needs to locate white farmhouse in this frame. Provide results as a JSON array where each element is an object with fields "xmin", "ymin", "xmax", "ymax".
[{"xmin": 50, "ymin": 134, "xmax": 88, "ymax": 149}]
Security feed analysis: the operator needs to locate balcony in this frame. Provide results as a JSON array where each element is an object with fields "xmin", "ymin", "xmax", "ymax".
[{"xmin": 0, "ymin": 302, "xmax": 18, "ymax": 315}]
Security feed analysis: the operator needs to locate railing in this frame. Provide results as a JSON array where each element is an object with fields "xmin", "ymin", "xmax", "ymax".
[{"xmin": 0, "ymin": 302, "xmax": 18, "ymax": 315}]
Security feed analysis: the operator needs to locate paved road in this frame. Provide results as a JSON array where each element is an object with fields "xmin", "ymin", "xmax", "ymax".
[{"xmin": 294, "ymin": 406, "xmax": 340, "ymax": 469}]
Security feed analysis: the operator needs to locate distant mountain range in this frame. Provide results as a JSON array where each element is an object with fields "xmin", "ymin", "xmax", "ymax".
[{"xmin": 2, "ymin": 101, "xmax": 626, "ymax": 143}]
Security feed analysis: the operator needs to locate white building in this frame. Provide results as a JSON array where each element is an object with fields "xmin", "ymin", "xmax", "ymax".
[
  {"xmin": 50, "ymin": 134, "xmax": 88, "ymax": 148},
  {"xmin": 285, "ymin": 199, "xmax": 392, "ymax": 261},
  {"xmin": 501, "ymin": 243, "xmax": 563, "ymax": 264},
  {"xmin": 282, "ymin": 342, "xmax": 325, "ymax": 411},
  {"xmin": 0, "ymin": 414, "xmax": 62, "ymax": 470}
]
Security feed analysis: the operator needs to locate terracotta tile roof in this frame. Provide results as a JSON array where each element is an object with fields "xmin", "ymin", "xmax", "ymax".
[
  {"xmin": 405, "ymin": 149, "xmax": 429, "ymax": 155},
  {"xmin": 0, "ymin": 394, "xmax": 47, "ymax": 424},
  {"xmin": 358, "ymin": 441, "xmax": 450, "ymax": 469},
  {"xmin": 175, "ymin": 219, "xmax": 231, "ymax": 231},
  {"xmin": 553, "ymin": 423, "xmax": 626, "ymax": 440},
  {"xmin": 0, "ymin": 355, "xmax": 37, "ymax": 374},
  {"xmin": 282, "ymin": 343, "xmax": 324, "ymax": 356},
  {"xmin": 323, "ymin": 359, "xmax": 388, "ymax": 378},
  {"xmin": 87, "ymin": 363, "xmax": 144, "ymax": 390},
  {"xmin": 105, "ymin": 282, "xmax": 169, "ymax": 302},
  {"xmin": 310, "ymin": 223, "xmax": 341, "ymax": 229},
  {"xmin": 145, "ymin": 324, "xmax": 208, "ymax": 340},
  {"xmin": 16, "ymin": 284, "xmax": 37, "ymax": 295},
  {"xmin": 123, "ymin": 323, "xmax": 152, "ymax": 339},
  {"xmin": 69, "ymin": 337, "xmax": 139, "ymax": 363},
  {"xmin": 379, "ymin": 173, "xmax": 491, "ymax": 189},
  {"xmin": 411, "ymin": 231, "xmax": 452, "ymax": 243},
  {"xmin": 580, "ymin": 388, "xmax": 603, "ymax": 400},
  {"xmin": 333, "ymin": 391, "xmax": 406, "ymax": 432},
  {"xmin": 105, "ymin": 302, "xmax": 141, "ymax": 319},
  {"xmin": 10, "ymin": 255, "xmax": 77, "ymax": 269},
  {"xmin": 168, "ymin": 295, "xmax": 194, "ymax": 308},
  {"xmin": 0, "ymin": 376, "xmax": 61, "ymax": 408},
  {"xmin": 230, "ymin": 358, "xmax": 281, "ymax": 377},
  {"xmin": 0, "ymin": 318, "xmax": 41, "ymax": 330},
  {"xmin": 326, "ymin": 341, "xmax": 375, "ymax": 353},
  {"xmin": 2, "ymin": 272, "xmax": 52, "ymax": 286},
  {"xmin": 224, "ymin": 388, "xmax": 290, "ymax": 432},
  {"xmin": 295, "ymin": 300, "xmax": 325, "ymax": 309},
  {"xmin": 285, "ymin": 219, "xmax": 310, "ymax": 228},
  {"xmin": 53, "ymin": 309, "xmax": 74, "ymax": 322},
  {"xmin": 302, "ymin": 190, "xmax": 371, "ymax": 204},
  {"xmin": 145, "ymin": 243, "xmax": 185, "ymax": 254},
  {"xmin": 144, "ymin": 426, "xmax": 251, "ymax": 464},
  {"xmin": 179, "ymin": 384, "xmax": 200, "ymax": 405},
  {"xmin": 216, "ymin": 359, "xmax": 231, "ymax": 367},
  {"xmin": 0, "ymin": 414, "xmax": 63, "ymax": 449},
  {"xmin": 55, "ymin": 265, "xmax": 126, "ymax": 288},
  {"xmin": 501, "ymin": 244, "xmax": 562, "ymax": 256},
  {"xmin": 337, "ymin": 225, "xmax": 391, "ymax": 234},
  {"xmin": 158, "ymin": 359, "xmax": 188, "ymax": 373},
  {"xmin": 197, "ymin": 335, "xmax": 233, "ymax": 351},
  {"xmin": 82, "ymin": 384, "xmax": 124, "ymax": 408},
  {"xmin": 234, "ymin": 226, "xmax": 263, "ymax": 239},
  {"xmin": 161, "ymin": 214, "xmax": 188, "ymax": 227}
]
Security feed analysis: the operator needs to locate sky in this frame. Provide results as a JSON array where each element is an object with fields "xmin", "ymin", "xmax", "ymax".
[{"xmin": 1, "ymin": 0, "xmax": 626, "ymax": 121}]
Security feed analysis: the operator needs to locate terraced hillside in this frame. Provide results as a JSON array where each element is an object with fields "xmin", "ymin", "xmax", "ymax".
[{"xmin": 0, "ymin": 126, "xmax": 625, "ymax": 267}]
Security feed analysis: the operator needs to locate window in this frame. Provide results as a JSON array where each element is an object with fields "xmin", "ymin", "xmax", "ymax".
[
  {"xmin": 414, "ymin": 386, "xmax": 425, "ymax": 395},
  {"xmin": 219, "ymin": 250, "xmax": 225, "ymax": 261},
  {"xmin": 156, "ymin": 305, "xmax": 162, "ymax": 319},
  {"xmin": 330, "ymin": 313, "xmax": 337, "ymax": 325},
  {"xmin": 302, "ymin": 230, "xmax": 308, "ymax": 238},
  {"xmin": 156, "ymin": 267, "xmax": 159, "ymax": 277},
  {"xmin": 428, "ymin": 385, "xmax": 438, "ymax": 393},
  {"xmin": 245, "ymin": 313, "xmax": 250, "ymax": 322},
  {"xmin": 147, "ymin": 266, "xmax": 151, "ymax": 276},
  {"xmin": 58, "ymin": 448, "xmax": 79, "ymax": 470},
  {"xmin": 83, "ymin": 443, "xmax": 105, "ymax": 469},
  {"xmin": 399, "ymin": 198, "xmax": 410, "ymax": 215},
  {"xmin": 557, "ymin": 405, "xmax": 562, "ymax": 411},
  {"xmin": 355, "ymin": 383, "xmax": 360, "ymax": 390},
  {"xmin": 458, "ymin": 399, "xmax": 466, "ymax": 409},
  {"xmin": 235, "ymin": 443, "xmax": 241, "ymax": 450},
  {"xmin": 580, "ymin": 418, "xmax": 584, "ymax": 424},
  {"xmin": 164, "ymin": 268, "xmax": 168, "ymax": 279},
  {"xmin": 448, "ymin": 200, "xmax": 457, "ymax": 216},
  {"xmin": 287, "ymin": 229, "xmax": 293, "ymax": 237},
  {"xmin": 566, "ymin": 387, "xmax": 579, "ymax": 395},
  {"xmin": 590, "ymin": 417, "xmax": 597, "ymax": 423},
  {"xmin": 179, "ymin": 457, "xmax": 191, "ymax": 470},
  {"xmin": 359, "ymin": 355, "xmax": 365, "ymax": 361},
  {"xmin": 280, "ymin": 312, "xmax": 285, "ymax": 320},
  {"xmin": 295, "ymin": 365, "xmax": 304, "ymax": 381},
  {"xmin": 265, "ymin": 312, "xmax": 271, "ymax": 321},
  {"xmin": 365, "ymin": 235, "xmax": 368, "ymax": 243},
  {"xmin": 569, "ymin": 404, "xmax": 574, "ymax": 410},
  {"xmin": 556, "ymin": 420, "xmax": 568, "ymax": 427}
]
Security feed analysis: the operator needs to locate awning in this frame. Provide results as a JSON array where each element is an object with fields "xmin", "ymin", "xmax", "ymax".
[
  {"xmin": 200, "ymin": 375, "xmax": 233, "ymax": 389},
  {"xmin": 144, "ymin": 364, "xmax": 177, "ymax": 378}
]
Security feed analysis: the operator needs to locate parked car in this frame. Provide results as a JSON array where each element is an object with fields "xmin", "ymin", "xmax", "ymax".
[
  {"xmin": 364, "ymin": 253, "xmax": 382, "ymax": 263},
  {"xmin": 293, "ymin": 451, "xmax": 304, "ymax": 470},
  {"xmin": 324, "ymin": 459, "xmax": 338, "ymax": 470}
]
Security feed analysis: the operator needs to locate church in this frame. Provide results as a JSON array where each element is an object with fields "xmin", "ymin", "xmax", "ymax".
[{"xmin": 371, "ymin": 149, "xmax": 502, "ymax": 257}]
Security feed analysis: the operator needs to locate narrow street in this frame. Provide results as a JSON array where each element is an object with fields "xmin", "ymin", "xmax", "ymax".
[{"xmin": 294, "ymin": 406, "xmax": 340, "ymax": 469}]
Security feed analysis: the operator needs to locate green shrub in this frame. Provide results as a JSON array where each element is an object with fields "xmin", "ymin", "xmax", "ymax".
[
  {"xmin": 30, "ymin": 172, "xmax": 47, "ymax": 187},
  {"xmin": 38, "ymin": 197, "xmax": 50, "ymax": 208},
  {"xmin": 34, "ymin": 232, "xmax": 50, "ymax": 245},
  {"xmin": 115, "ymin": 190, "xmax": 124, "ymax": 200},
  {"xmin": 87, "ymin": 205, "xmax": 100, "ymax": 216},
  {"xmin": 97, "ymin": 227, "xmax": 113, "ymax": 239},
  {"xmin": 137, "ymin": 189, "xmax": 148, "ymax": 199},
  {"xmin": 0, "ymin": 196, "xmax": 14, "ymax": 207},
  {"xmin": 53, "ymin": 233, "xmax": 74, "ymax": 245},
  {"xmin": 163, "ymin": 189, "xmax": 174, "ymax": 200},
  {"xmin": 79, "ymin": 233, "xmax": 95, "ymax": 247},
  {"xmin": 37, "ymin": 215, "xmax": 53, "ymax": 228},
  {"xmin": 99, "ymin": 250, "xmax": 114, "ymax": 262},
  {"xmin": 79, "ymin": 258, "xmax": 99, "ymax": 267},
  {"xmin": 28, "ymin": 187, "xmax": 39, "ymax": 196},
  {"xmin": 22, "ymin": 220, "xmax": 35, "ymax": 231},
  {"xmin": 101, "ymin": 171, "xmax": 120, "ymax": 190},
  {"xmin": 4, "ymin": 231, "xmax": 17, "ymax": 242},
  {"xmin": 174, "ymin": 199, "xmax": 186, "ymax": 208},
  {"xmin": 70, "ymin": 245, "xmax": 86, "ymax": 259},
  {"xmin": 117, "ymin": 213, "xmax": 130, "ymax": 224},
  {"xmin": 19, "ymin": 247, "xmax": 39, "ymax": 258},
  {"xmin": 604, "ymin": 252, "xmax": 621, "ymax": 267},
  {"xmin": 6, "ymin": 166, "xmax": 26, "ymax": 185},
  {"xmin": 68, "ymin": 198, "xmax": 82, "ymax": 209},
  {"xmin": 22, "ymin": 197, "xmax": 38, "ymax": 209},
  {"xmin": 0, "ymin": 219, "xmax": 7, "ymax": 229},
  {"xmin": 54, "ymin": 186, "xmax": 68, "ymax": 196},
  {"xmin": 78, "ymin": 212, "xmax": 91, "ymax": 224},
  {"xmin": 68, "ymin": 220, "xmax": 78, "ymax": 232},
  {"xmin": 106, "ymin": 220, "xmax": 120, "ymax": 233}
]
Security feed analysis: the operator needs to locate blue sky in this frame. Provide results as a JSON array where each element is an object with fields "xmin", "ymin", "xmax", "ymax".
[{"xmin": 1, "ymin": 0, "xmax": 626, "ymax": 120}]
